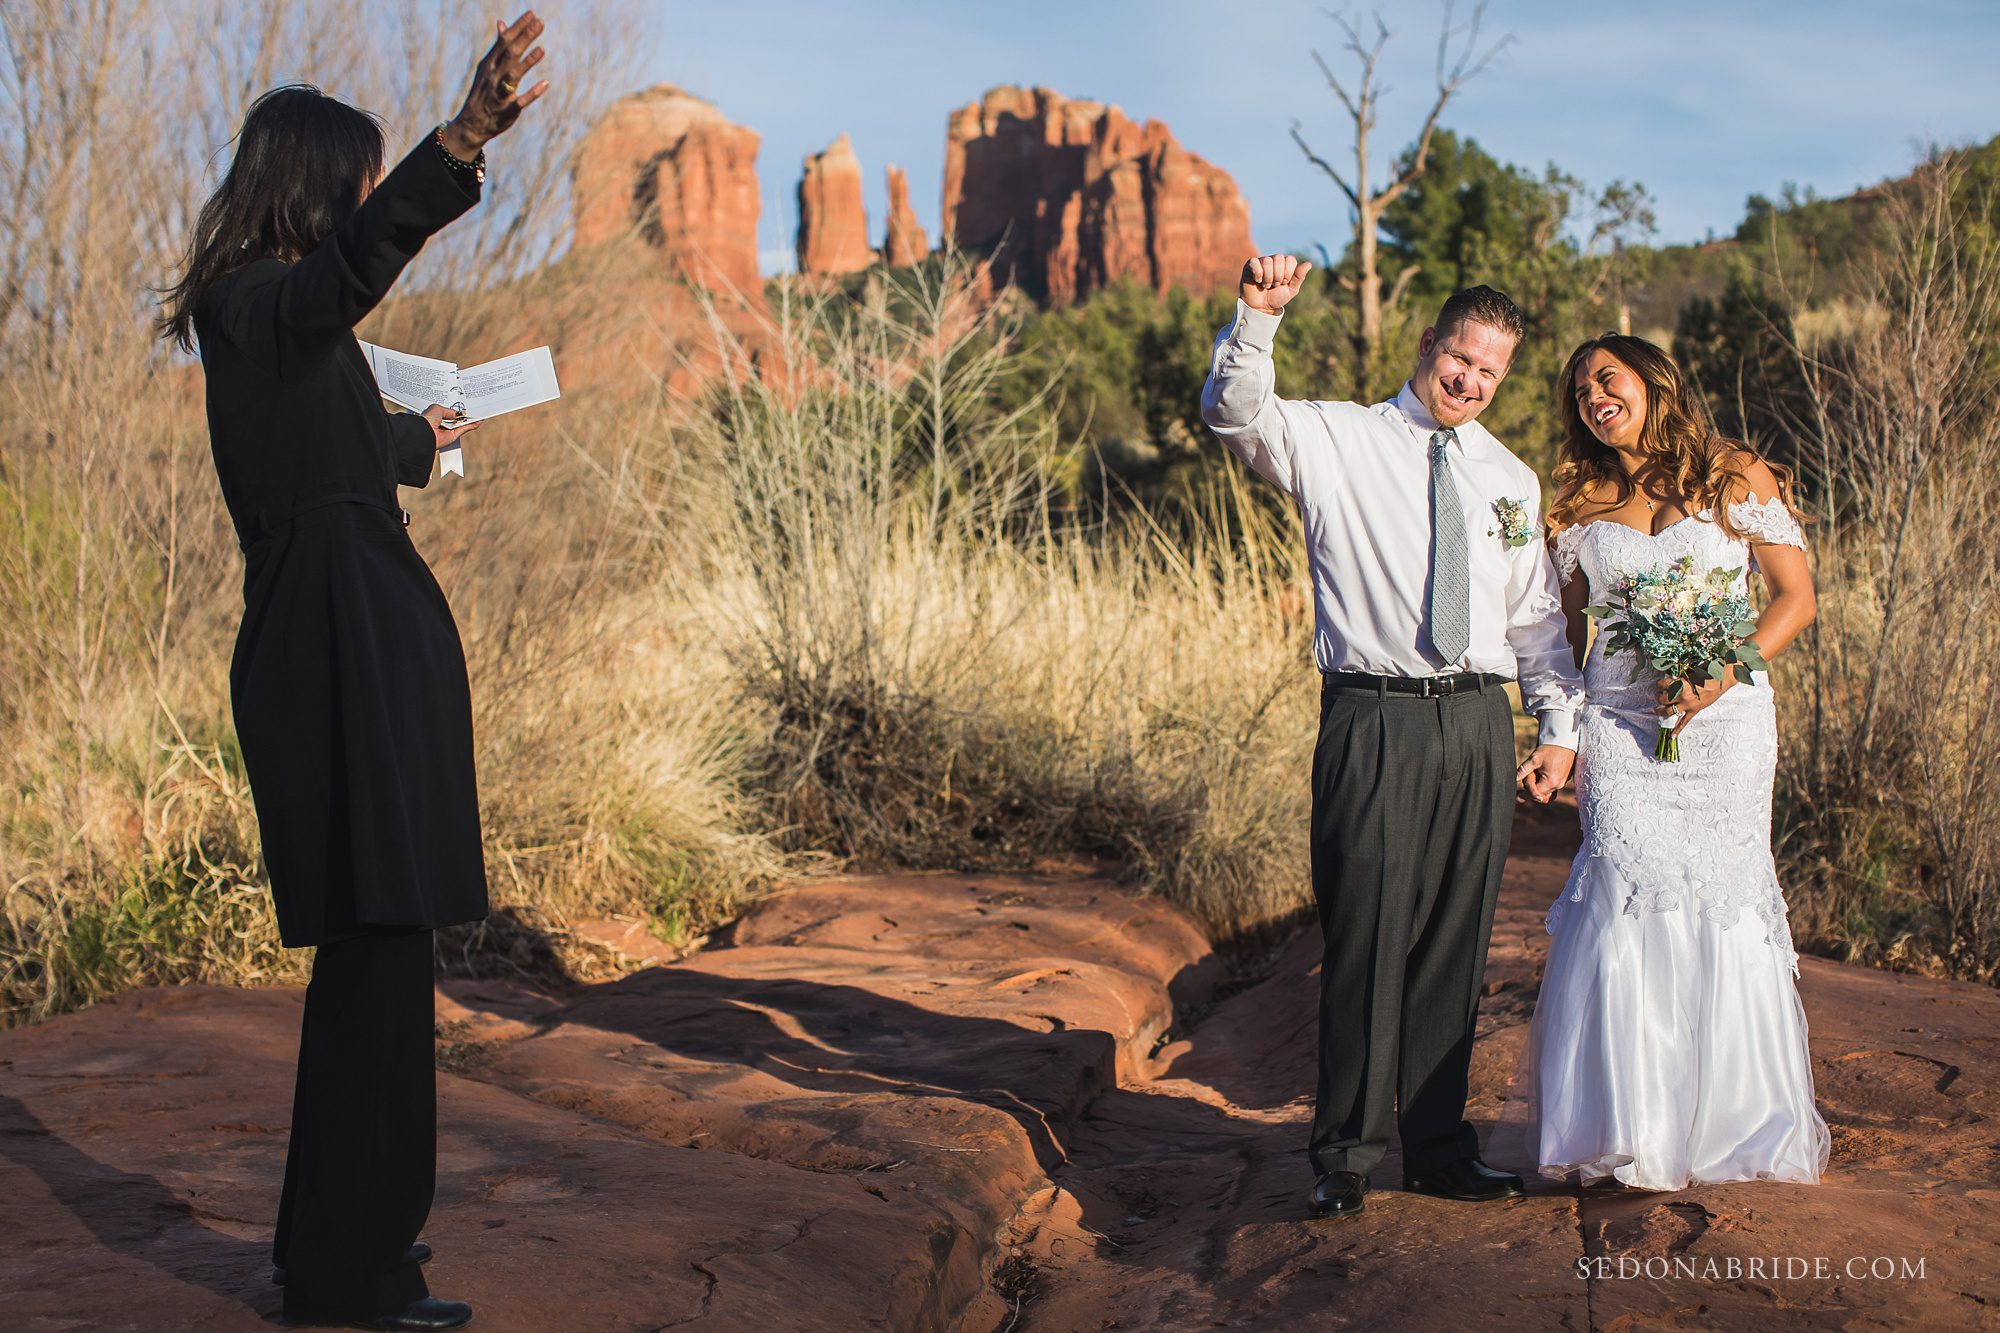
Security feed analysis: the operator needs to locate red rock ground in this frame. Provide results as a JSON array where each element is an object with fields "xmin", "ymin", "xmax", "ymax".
[{"xmin": 3, "ymin": 806, "xmax": 1996, "ymax": 1330}]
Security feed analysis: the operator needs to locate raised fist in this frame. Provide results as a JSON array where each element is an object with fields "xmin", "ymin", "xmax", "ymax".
[{"xmin": 1239, "ymin": 254, "xmax": 1314, "ymax": 316}]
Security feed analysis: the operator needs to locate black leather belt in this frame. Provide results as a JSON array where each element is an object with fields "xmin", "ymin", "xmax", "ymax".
[{"xmin": 1325, "ymin": 670, "xmax": 1506, "ymax": 698}]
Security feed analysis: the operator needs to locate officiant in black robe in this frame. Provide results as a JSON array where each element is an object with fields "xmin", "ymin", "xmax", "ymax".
[
  {"xmin": 159, "ymin": 14, "xmax": 549, "ymax": 1330},
  {"xmin": 208, "ymin": 126, "xmax": 488, "ymax": 953}
]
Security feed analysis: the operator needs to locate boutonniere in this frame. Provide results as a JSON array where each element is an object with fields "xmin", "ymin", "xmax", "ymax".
[{"xmin": 1490, "ymin": 496, "xmax": 1534, "ymax": 547}]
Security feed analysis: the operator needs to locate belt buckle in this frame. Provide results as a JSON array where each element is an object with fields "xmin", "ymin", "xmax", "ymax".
[{"xmin": 1417, "ymin": 676, "xmax": 1441, "ymax": 698}]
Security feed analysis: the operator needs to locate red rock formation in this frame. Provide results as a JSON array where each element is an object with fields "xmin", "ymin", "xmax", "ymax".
[
  {"xmin": 572, "ymin": 85, "xmax": 762, "ymax": 294},
  {"xmin": 795, "ymin": 134, "xmax": 876, "ymax": 276},
  {"xmin": 882, "ymin": 165, "xmax": 930, "ymax": 267},
  {"xmin": 942, "ymin": 86, "xmax": 1254, "ymax": 306}
]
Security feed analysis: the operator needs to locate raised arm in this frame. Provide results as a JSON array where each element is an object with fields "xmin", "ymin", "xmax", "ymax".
[
  {"xmin": 206, "ymin": 12, "xmax": 549, "ymax": 371},
  {"xmin": 1200, "ymin": 255, "xmax": 1317, "ymax": 495},
  {"xmin": 209, "ymin": 149, "xmax": 480, "ymax": 369}
]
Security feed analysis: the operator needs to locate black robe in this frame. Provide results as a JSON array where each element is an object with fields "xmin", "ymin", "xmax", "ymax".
[{"xmin": 196, "ymin": 141, "xmax": 488, "ymax": 947}]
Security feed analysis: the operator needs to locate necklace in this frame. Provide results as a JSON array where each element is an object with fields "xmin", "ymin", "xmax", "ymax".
[{"xmin": 1626, "ymin": 461, "xmax": 1659, "ymax": 513}]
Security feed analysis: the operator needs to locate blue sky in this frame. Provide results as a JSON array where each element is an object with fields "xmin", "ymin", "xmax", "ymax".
[{"xmin": 632, "ymin": 0, "xmax": 2000, "ymax": 274}]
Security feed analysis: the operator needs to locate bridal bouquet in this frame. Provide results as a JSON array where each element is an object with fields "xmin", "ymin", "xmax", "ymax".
[{"xmin": 1584, "ymin": 553, "xmax": 1766, "ymax": 761}]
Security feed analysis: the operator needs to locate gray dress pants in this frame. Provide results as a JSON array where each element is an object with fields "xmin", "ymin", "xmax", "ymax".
[{"xmin": 1306, "ymin": 674, "xmax": 1517, "ymax": 1179}]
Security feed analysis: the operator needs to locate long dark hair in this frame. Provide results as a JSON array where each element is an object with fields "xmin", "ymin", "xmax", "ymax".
[
  {"xmin": 1548, "ymin": 333, "xmax": 1802, "ymax": 540},
  {"xmin": 158, "ymin": 85, "xmax": 384, "ymax": 352}
]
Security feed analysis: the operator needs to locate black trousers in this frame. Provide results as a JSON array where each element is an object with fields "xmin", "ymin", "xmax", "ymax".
[
  {"xmin": 1307, "ymin": 678, "xmax": 1516, "ymax": 1179},
  {"xmin": 274, "ymin": 927, "xmax": 436, "ymax": 1319}
]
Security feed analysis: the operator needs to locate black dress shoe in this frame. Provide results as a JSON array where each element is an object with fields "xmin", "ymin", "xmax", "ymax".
[
  {"xmin": 1308, "ymin": 1170, "xmax": 1368, "ymax": 1218},
  {"xmin": 1403, "ymin": 1156, "xmax": 1525, "ymax": 1201},
  {"xmin": 286, "ymin": 1297, "xmax": 472, "ymax": 1330},
  {"xmin": 349, "ymin": 1298, "xmax": 472, "ymax": 1331},
  {"xmin": 273, "ymin": 1242, "xmax": 433, "ymax": 1285}
]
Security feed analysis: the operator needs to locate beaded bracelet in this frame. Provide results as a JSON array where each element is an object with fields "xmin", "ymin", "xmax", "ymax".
[{"xmin": 432, "ymin": 122, "xmax": 486, "ymax": 187}]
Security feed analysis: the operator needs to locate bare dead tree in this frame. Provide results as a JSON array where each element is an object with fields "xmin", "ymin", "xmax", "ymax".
[
  {"xmin": 1583, "ymin": 180, "xmax": 1658, "ymax": 332},
  {"xmin": 1289, "ymin": 1, "xmax": 1509, "ymax": 393}
]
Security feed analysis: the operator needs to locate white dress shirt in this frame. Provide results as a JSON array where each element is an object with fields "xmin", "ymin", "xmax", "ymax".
[{"xmin": 1201, "ymin": 301, "xmax": 1583, "ymax": 749}]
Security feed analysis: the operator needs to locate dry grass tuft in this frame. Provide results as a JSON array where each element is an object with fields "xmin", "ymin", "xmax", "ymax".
[
  {"xmin": 7, "ymin": 3, "xmax": 1999, "ymax": 1027},
  {"xmin": 1773, "ymin": 162, "xmax": 2000, "ymax": 981}
]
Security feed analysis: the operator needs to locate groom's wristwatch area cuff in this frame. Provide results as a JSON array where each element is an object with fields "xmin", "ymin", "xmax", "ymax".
[
  {"xmin": 1230, "ymin": 300, "xmax": 1283, "ymax": 351},
  {"xmin": 1538, "ymin": 711, "xmax": 1580, "ymax": 750}
]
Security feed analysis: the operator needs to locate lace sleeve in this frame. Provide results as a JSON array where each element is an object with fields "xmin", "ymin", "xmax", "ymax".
[
  {"xmin": 1728, "ymin": 496, "xmax": 1806, "ymax": 550},
  {"xmin": 1552, "ymin": 523, "xmax": 1588, "ymax": 585}
]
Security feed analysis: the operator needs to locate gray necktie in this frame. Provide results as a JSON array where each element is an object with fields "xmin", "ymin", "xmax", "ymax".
[{"xmin": 1428, "ymin": 428, "xmax": 1471, "ymax": 665}]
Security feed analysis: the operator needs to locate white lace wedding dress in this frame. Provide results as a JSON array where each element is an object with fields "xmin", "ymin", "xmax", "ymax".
[{"xmin": 1523, "ymin": 498, "xmax": 1831, "ymax": 1190}]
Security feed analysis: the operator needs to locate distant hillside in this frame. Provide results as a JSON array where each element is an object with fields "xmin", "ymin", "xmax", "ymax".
[{"xmin": 1622, "ymin": 131, "xmax": 2000, "ymax": 340}]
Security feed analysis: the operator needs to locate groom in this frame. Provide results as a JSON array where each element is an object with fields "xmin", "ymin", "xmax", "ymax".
[{"xmin": 1201, "ymin": 255, "xmax": 1583, "ymax": 1218}]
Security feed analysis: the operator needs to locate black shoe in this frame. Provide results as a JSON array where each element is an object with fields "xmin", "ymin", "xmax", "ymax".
[
  {"xmin": 1403, "ymin": 1156, "xmax": 1525, "ymax": 1201},
  {"xmin": 351, "ymin": 1299, "xmax": 472, "ymax": 1332},
  {"xmin": 274, "ymin": 1242, "xmax": 433, "ymax": 1286},
  {"xmin": 1308, "ymin": 1170, "xmax": 1368, "ymax": 1218},
  {"xmin": 286, "ymin": 1297, "xmax": 472, "ymax": 1331}
]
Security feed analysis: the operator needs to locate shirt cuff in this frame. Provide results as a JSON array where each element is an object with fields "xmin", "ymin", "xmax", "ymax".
[
  {"xmin": 1230, "ymin": 300, "xmax": 1282, "ymax": 352},
  {"xmin": 1537, "ymin": 709, "xmax": 1579, "ymax": 751}
]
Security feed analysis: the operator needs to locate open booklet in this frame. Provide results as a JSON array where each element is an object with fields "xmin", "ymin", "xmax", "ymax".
[{"xmin": 358, "ymin": 340, "xmax": 561, "ymax": 477}]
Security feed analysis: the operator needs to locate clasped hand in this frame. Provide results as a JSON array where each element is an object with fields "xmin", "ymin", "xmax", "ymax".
[{"xmin": 1516, "ymin": 744, "xmax": 1575, "ymax": 804}]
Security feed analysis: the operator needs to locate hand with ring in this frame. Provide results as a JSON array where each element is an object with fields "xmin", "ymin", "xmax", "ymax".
[
  {"xmin": 439, "ymin": 10, "xmax": 547, "ymax": 162},
  {"xmin": 1655, "ymin": 671, "xmax": 1735, "ymax": 739}
]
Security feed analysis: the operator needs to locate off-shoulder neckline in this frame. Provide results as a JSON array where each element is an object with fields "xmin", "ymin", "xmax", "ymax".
[
  {"xmin": 1560, "ymin": 510, "xmax": 1713, "ymax": 541},
  {"xmin": 1559, "ymin": 498, "xmax": 1793, "ymax": 544}
]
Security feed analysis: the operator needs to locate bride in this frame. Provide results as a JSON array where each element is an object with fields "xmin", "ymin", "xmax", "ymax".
[{"xmin": 1524, "ymin": 333, "xmax": 1831, "ymax": 1190}]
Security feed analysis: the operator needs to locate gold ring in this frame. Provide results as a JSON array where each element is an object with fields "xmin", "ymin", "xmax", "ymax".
[{"xmin": 499, "ymin": 78, "xmax": 517, "ymax": 95}]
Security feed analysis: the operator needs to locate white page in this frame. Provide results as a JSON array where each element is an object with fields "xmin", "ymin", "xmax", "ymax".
[
  {"xmin": 457, "ymin": 346, "xmax": 561, "ymax": 419},
  {"xmin": 357, "ymin": 340, "xmax": 561, "ymax": 483},
  {"xmin": 358, "ymin": 340, "xmax": 461, "ymax": 413}
]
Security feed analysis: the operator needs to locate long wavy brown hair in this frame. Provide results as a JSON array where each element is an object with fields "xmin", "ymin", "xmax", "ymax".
[{"xmin": 1548, "ymin": 334, "xmax": 1803, "ymax": 539}]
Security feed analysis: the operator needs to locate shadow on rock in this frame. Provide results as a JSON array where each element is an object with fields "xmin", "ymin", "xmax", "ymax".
[
  {"xmin": 452, "ymin": 964, "xmax": 1129, "ymax": 1172},
  {"xmin": 0, "ymin": 1092, "xmax": 269, "ymax": 1313}
]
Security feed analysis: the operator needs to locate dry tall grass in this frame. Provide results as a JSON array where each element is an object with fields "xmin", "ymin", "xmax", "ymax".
[
  {"xmin": 1, "ymin": 236, "xmax": 1327, "ymax": 1022},
  {"xmin": 9, "ymin": 4, "xmax": 1997, "ymax": 1028},
  {"xmin": 0, "ymin": 0, "xmax": 1323, "ymax": 1022},
  {"xmin": 662, "ymin": 267, "xmax": 1321, "ymax": 932},
  {"xmin": 0, "ymin": 0, "xmax": 784, "ymax": 1022},
  {"xmin": 1774, "ymin": 162, "xmax": 2000, "ymax": 981}
]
